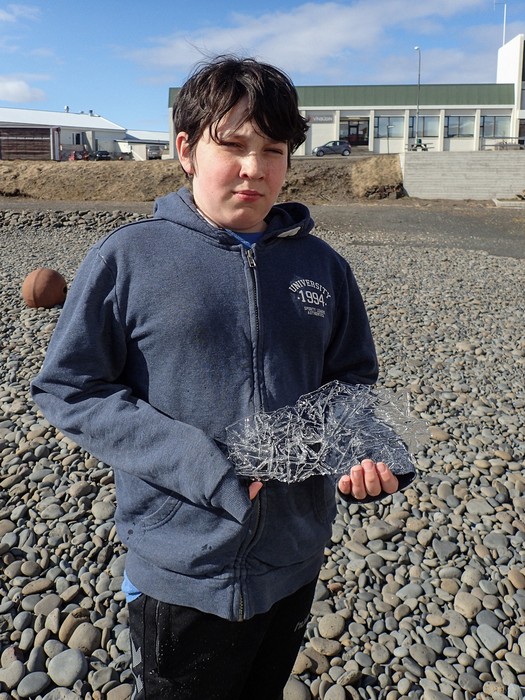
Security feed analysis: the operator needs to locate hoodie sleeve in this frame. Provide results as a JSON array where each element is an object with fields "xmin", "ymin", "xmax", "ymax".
[{"xmin": 30, "ymin": 246, "xmax": 251, "ymax": 525}]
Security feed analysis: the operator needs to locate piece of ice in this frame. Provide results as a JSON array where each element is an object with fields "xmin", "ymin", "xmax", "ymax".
[{"xmin": 225, "ymin": 381, "xmax": 428, "ymax": 483}]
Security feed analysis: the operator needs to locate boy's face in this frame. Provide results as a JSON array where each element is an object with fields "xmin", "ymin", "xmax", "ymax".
[{"xmin": 176, "ymin": 98, "xmax": 288, "ymax": 233}]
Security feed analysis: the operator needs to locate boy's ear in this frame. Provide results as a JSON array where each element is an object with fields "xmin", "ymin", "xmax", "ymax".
[{"xmin": 176, "ymin": 132, "xmax": 194, "ymax": 175}]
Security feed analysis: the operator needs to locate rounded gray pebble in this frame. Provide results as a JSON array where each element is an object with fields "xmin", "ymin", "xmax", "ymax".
[
  {"xmin": 0, "ymin": 660, "xmax": 25, "ymax": 690},
  {"xmin": 47, "ymin": 648, "xmax": 88, "ymax": 687},
  {"xmin": 318, "ymin": 613, "xmax": 346, "ymax": 639},
  {"xmin": 324, "ymin": 685, "xmax": 347, "ymax": 700},
  {"xmin": 283, "ymin": 676, "xmax": 311, "ymax": 700},
  {"xmin": 17, "ymin": 671, "xmax": 51, "ymax": 698},
  {"xmin": 42, "ymin": 690, "xmax": 84, "ymax": 700}
]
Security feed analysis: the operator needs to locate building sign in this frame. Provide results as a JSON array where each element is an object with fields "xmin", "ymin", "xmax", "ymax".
[{"xmin": 308, "ymin": 114, "xmax": 334, "ymax": 124}]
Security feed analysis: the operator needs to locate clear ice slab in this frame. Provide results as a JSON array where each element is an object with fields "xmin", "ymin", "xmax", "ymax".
[{"xmin": 226, "ymin": 381, "xmax": 428, "ymax": 483}]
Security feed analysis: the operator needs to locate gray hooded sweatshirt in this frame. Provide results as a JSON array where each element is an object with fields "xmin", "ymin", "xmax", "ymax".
[{"xmin": 31, "ymin": 187, "xmax": 378, "ymax": 621}]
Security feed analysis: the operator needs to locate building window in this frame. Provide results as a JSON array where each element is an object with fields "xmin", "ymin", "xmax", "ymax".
[
  {"xmin": 480, "ymin": 116, "xmax": 511, "ymax": 138},
  {"xmin": 340, "ymin": 118, "xmax": 369, "ymax": 146},
  {"xmin": 374, "ymin": 116, "xmax": 404, "ymax": 138},
  {"xmin": 445, "ymin": 116, "xmax": 475, "ymax": 138},
  {"xmin": 409, "ymin": 115, "xmax": 439, "ymax": 138}
]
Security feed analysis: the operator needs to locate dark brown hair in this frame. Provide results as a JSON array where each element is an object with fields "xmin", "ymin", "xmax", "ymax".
[{"xmin": 174, "ymin": 55, "xmax": 308, "ymax": 166}]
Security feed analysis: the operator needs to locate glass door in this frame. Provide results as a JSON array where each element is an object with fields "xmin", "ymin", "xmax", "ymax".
[{"xmin": 343, "ymin": 119, "xmax": 369, "ymax": 146}]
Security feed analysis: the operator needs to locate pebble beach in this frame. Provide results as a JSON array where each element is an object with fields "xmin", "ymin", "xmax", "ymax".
[{"xmin": 0, "ymin": 205, "xmax": 524, "ymax": 700}]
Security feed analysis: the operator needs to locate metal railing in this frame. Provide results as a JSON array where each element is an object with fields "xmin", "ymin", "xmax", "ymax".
[{"xmin": 480, "ymin": 136, "xmax": 525, "ymax": 150}]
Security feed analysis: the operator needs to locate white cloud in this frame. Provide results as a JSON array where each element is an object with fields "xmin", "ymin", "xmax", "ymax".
[
  {"xmin": 0, "ymin": 4, "xmax": 40, "ymax": 23},
  {"xmin": 29, "ymin": 47, "xmax": 57, "ymax": 59},
  {"xmin": 0, "ymin": 76, "xmax": 45, "ymax": 101},
  {"xmin": 122, "ymin": 0, "xmax": 507, "ymax": 85},
  {"xmin": 124, "ymin": 2, "xmax": 387, "ymax": 74}
]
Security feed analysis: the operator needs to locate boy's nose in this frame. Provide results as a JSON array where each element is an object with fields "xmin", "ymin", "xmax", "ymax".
[{"xmin": 240, "ymin": 153, "xmax": 264, "ymax": 179}]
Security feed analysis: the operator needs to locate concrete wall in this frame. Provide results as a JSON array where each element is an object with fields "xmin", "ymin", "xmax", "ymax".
[{"xmin": 400, "ymin": 151, "xmax": 525, "ymax": 200}]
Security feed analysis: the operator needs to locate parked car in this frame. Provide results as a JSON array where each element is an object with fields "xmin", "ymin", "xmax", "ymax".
[
  {"xmin": 94, "ymin": 150, "xmax": 112, "ymax": 160},
  {"xmin": 312, "ymin": 140, "xmax": 351, "ymax": 157},
  {"xmin": 147, "ymin": 145, "xmax": 162, "ymax": 160}
]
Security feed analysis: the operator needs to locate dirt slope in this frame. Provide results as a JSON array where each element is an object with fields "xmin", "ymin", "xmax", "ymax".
[{"xmin": 0, "ymin": 155, "xmax": 403, "ymax": 205}]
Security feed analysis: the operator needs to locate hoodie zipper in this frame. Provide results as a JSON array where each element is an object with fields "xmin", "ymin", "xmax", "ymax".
[
  {"xmin": 245, "ymin": 246, "xmax": 260, "ymax": 380},
  {"xmin": 246, "ymin": 249, "xmax": 258, "ymax": 332},
  {"xmin": 238, "ymin": 244, "xmax": 262, "ymax": 621},
  {"xmin": 222, "ymin": 231, "xmax": 260, "ymax": 349},
  {"xmin": 217, "ymin": 235, "xmax": 266, "ymax": 619},
  {"xmin": 238, "ymin": 493, "xmax": 261, "ymax": 621},
  {"xmin": 246, "ymin": 246, "xmax": 256, "ymax": 268}
]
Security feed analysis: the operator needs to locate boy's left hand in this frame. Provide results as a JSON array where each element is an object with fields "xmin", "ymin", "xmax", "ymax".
[
  {"xmin": 248, "ymin": 481, "xmax": 263, "ymax": 500},
  {"xmin": 338, "ymin": 459, "xmax": 399, "ymax": 500}
]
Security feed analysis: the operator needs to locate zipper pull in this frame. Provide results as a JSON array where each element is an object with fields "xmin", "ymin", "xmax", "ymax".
[{"xmin": 246, "ymin": 248, "xmax": 256, "ymax": 268}]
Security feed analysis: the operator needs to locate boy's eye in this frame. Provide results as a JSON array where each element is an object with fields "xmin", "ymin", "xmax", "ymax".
[{"xmin": 218, "ymin": 139, "xmax": 285, "ymax": 155}]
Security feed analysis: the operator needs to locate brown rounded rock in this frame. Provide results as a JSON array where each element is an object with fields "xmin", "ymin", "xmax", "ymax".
[
  {"xmin": 21, "ymin": 267, "xmax": 67, "ymax": 308},
  {"xmin": 67, "ymin": 622, "xmax": 102, "ymax": 655},
  {"xmin": 59, "ymin": 607, "xmax": 91, "ymax": 643}
]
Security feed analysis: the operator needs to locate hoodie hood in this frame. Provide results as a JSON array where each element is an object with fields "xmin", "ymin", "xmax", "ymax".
[{"xmin": 153, "ymin": 187, "xmax": 315, "ymax": 243}]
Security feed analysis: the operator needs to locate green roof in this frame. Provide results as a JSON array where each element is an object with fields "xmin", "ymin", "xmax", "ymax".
[
  {"xmin": 169, "ymin": 83, "xmax": 515, "ymax": 109},
  {"xmin": 295, "ymin": 83, "xmax": 515, "ymax": 107}
]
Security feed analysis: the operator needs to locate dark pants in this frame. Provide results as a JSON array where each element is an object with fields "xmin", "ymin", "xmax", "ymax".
[{"xmin": 128, "ymin": 578, "xmax": 317, "ymax": 700}]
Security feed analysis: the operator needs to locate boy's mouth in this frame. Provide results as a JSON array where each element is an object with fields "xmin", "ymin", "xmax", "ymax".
[{"xmin": 235, "ymin": 189, "xmax": 263, "ymax": 201}]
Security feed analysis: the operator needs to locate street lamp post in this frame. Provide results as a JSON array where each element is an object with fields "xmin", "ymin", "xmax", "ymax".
[
  {"xmin": 387, "ymin": 124, "xmax": 394, "ymax": 154},
  {"xmin": 414, "ymin": 46, "xmax": 421, "ymax": 148},
  {"xmin": 494, "ymin": 1, "xmax": 507, "ymax": 46}
]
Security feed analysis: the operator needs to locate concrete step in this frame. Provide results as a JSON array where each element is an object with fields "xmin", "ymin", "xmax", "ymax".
[{"xmin": 400, "ymin": 152, "xmax": 525, "ymax": 200}]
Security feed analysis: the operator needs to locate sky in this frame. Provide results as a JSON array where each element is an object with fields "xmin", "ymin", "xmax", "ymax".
[{"xmin": 0, "ymin": 0, "xmax": 524, "ymax": 132}]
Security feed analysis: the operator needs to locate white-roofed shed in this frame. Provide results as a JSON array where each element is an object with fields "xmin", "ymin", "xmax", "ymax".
[{"xmin": 0, "ymin": 107, "xmax": 127, "ymax": 160}]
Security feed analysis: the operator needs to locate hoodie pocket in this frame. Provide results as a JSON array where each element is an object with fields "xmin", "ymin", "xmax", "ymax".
[
  {"xmin": 252, "ymin": 476, "xmax": 336, "ymax": 568},
  {"xmin": 140, "ymin": 492, "xmax": 182, "ymax": 529},
  {"xmin": 133, "ymin": 490, "xmax": 249, "ymax": 577}
]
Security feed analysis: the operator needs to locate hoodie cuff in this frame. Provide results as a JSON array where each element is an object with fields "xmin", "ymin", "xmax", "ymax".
[{"xmin": 209, "ymin": 468, "xmax": 253, "ymax": 524}]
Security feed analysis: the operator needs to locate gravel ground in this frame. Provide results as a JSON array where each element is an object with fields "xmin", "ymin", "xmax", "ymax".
[
  {"xmin": 2, "ymin": 195, "xmax": 524, "ymax": 259},
  {"xmin": 0, "ymin": 202, "xmax": 524, "ymax": 700}
]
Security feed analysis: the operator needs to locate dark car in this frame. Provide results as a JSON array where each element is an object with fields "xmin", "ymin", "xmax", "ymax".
[
  {"xmin": 312, "ymin": 140, "xmax": 351, "ymax": 157},
  {"xmin": 94, "ymin": 150, "xmax": 112, "ymax": 161},
  {"xmin": 147, "ymin": 145, "xmax": 162, "ymax": 160}
]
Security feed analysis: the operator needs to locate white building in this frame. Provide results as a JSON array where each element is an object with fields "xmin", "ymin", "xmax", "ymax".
[
  {"xmin": 166, "ymin": 33, "xmax": 525, "ymax": 157},
  {"xmin": 0, "ymin": 108, "xmax": 127, "ymax": 160},
  {"xmin": 0, "ymin": 108, "xmax": 169, "ymax": 160},
  {"xmin": 298, "ymin": 34, "xmax": 525, "ymax": 155},
  {"xmin": 115, "ymin": 129, "xmax": 170, "ymax": 161}
]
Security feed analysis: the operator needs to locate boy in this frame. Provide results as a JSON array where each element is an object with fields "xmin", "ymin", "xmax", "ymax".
[{"xmin": 31, "ymin": 56, "xmax": 401, "ymax": 699}]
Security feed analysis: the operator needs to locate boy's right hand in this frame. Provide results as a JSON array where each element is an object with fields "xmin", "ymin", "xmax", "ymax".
[{"xmin": 338, "ymin": 459, "xmax": 399, "ymax": 500}]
